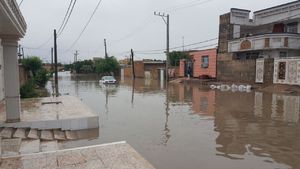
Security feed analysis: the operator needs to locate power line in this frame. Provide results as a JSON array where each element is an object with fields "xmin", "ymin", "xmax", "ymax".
[
  {"xmin": 19, "ymin": 0, "xmax": 24, "ymax": 6},
  {"xmin": 65, "ymin": 0, "xmax": 104, "ymax": 52},
  {"xmin": 135, "ymin": 37, "xmax": 218, "ymax": 53},
  {"xmin": 57, "ymin": 0, "xmax": 74, "ymax": 34},
  {"xmin": 27, "ymin": 0, "xmax": 77, "ymax": 49},
  {"xmin": 58, "ymin": 0, "xmax": 77, "ymax": 36}
]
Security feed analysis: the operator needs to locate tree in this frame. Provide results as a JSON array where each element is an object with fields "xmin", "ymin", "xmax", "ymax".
[
  {"xmin": 95, "ymin": 57, "xmax": 119, "ymax": 74},
  {"xmin": 21, "ymin": 57, "xmax": 43, "ymax": 76},
  {"xmin": 169, "ymin": 51, "xmax": 190, "ymax": 67}
]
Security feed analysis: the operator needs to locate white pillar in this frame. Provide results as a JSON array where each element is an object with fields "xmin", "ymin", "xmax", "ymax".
[{"xmin": 1, "ymin": 38, "xmax": 21, "ymax": 122}]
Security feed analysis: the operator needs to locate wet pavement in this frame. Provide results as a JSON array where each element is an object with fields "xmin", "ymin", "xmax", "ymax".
[
  {"xmin": 0, "ymin": 141, "xmax": 155, "ymax": 169},
  {"xmin": 47, "ymin": 72, "xmax": 300, "ymax": 169}
]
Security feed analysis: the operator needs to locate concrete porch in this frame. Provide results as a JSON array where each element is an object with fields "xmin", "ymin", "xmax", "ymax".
[{"xmin": 0, "ymin": 96, "xmax": 99, "ymax": 130}]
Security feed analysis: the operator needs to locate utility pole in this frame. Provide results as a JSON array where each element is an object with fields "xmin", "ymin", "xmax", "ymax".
[
  {"xmin": 54, "ymin": 29, "xmax": 59, "ymax": 97},
  {"xmin": 51, "ymin": 48, "xmax": 54, "ymax": 72},
  {"xmin": 154, "ymin": 12, "xmax": 170, "ymax": 81},
  {"xmin": 74, "ymin": 50, "xmax": 79, "ymax": 62},
  {"xmin": 131, "ymin": 49, "xmax": 135, "ymax": 79},
  {"xmin": 18, "ymin": 45, "xmax": 22, "ymax": 61},
  {"xmin": 182, "ymin": 36, "xmax": 185, "ymax": 51},
  {"xmin": 21, "ymin": 47, "xmax": 24, "ymax": 59},
  {"xmin": 104, "ymin": 39, "xmax": 108, "ymax": 59}
]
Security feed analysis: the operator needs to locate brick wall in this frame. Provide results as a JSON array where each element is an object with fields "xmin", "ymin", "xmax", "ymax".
[
  {"xmin": 218, "ymin": 13, "xmax": 233, "ymax": 54},
  {"xmin": 123, "ymin": 61, "xmax": 146, "ymax": 78},
  {"xmin": 179, "ymin": 60, "xmax": 185, "ymax": 77},
  {"xmin": 217, "ymin": 59, "xmax": 257, "ymax": 83},
  {"xmin": 144, "ymin": 63, "xmax": 165, "ymax": 79}
]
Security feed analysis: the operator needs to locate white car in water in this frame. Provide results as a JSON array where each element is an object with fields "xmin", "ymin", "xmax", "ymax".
[{"xmin": 99, "ymin": 76, "xmax": 117, "ymax": 84}]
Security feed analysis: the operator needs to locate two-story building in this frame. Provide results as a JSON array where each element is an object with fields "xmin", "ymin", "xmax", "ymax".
[
  {"xmin": 218, "ymin": 1, "xmax": 300, "ymax": 85},
  {"xmin": 0, "ymin": 0, "xmax": 27, "ymax": 122}
]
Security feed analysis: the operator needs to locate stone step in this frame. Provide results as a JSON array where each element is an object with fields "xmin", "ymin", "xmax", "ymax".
[
  {"xmin": 65, "ymin": 130, "xmax": 78, "ymax": 140},
  {"xmin": 13, "ymin": 128, "xmax": 27, "ymax": 139},
  {"xmin": 27, "ymin": 129, "xmax": 39, "ymax": 139},
  {"xmin": 40, "ymin": 130, "xmax": 54, "ymax": 141},
  {"xmin": 0, "ymin": 127, "xmax": 14, "ymax": 138},
  {"xmin": 53, "ymin": 130, "xmax": 66, "ymax": 140},
  {"xmin": 19, "ymin": 139, "xmax": 40, "ymax": 154},
  {"xmin": 40, "ymin": 140, "xmax": 58, "ymax": 152}
]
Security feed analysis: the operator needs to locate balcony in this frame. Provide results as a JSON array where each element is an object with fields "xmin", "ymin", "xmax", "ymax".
[
  {"xmin": 0, "ymin": 0, "xmax": 27, "ymax": 38},
  {"xmin": 228, "ymin": 33, "xmax": 300, "ymax": 53}
]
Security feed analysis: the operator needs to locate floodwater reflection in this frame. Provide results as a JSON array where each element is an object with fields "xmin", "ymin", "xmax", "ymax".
[{"xmin": 49, "ymin": 72, "xmax": 300, "ymax": 169}]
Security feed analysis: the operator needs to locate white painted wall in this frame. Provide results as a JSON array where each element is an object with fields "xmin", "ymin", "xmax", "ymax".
[
  {"xmin": 0, "ymin": 39, "xmax": 4, "ymax": 101},
  {"xmin": 228, "ymin": 34, "xmax": 300, "ymax": 52},
  {"xmin": 254, "ymin": 2, "xmax": 300, "ymax": 25}
]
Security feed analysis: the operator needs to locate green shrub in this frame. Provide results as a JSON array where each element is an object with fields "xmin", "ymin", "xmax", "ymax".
[
  {"xmin": 34, "ymin": 68, "xmax": 50, "ymax": 88},
  {"xmin": 21, "ymin": 57, "xmax": 43, "ymax": 76},
  {"xmin": 20, "ymin": 80, "xmax": 38, "ymax": 98}
]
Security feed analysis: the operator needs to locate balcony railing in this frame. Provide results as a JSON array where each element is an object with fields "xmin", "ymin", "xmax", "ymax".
[{"xmin": 228, "ymin": 33, "xmax": 300, "ymax": 53}]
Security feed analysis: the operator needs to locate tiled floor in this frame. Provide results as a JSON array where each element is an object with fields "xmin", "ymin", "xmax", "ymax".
[
  {"xmin": 0, "ymin": 96, "xmax": 97, "ymax": 122},
  {"xmin": 0, "ymin": 141, "xmax": 155, "ymax": 169}
]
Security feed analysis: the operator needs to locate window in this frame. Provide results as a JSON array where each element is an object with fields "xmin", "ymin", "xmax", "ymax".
[
  {"xmin": 286, "ymin": 22, "xmax": 298, "ymax": 33},
  {"xmin": 280, "ymin": 52, "xmax": 287, "ymax": 58},
  {"xmin": 201, "ymin": 56, "xmax": 209, "ymax": 68}
]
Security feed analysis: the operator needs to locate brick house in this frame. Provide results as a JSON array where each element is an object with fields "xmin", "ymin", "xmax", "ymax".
[
  {"xmin": 217, "ymin": 1, "xmax": 300, "ymax": 84},
  {"xmin": 179, "ymin": 48, "xmax": 217, "ymax": 79}
]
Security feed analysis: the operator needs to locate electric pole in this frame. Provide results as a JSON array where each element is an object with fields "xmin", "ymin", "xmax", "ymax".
[
  {"xmin": 51, "ymin": 47, "xmax": 54, "ymax": 72},
  {"xmin": 74, "ymin": 50, "xmax": 79, "ymax": 63},
  {"xmin": 104, "ymin": 39, "xmax": 108, "ymax": 59},
  {"xmin": 154, "ymin": 12, "xmax": 170, "ymax": 81},
  {"xmin": 54, "ymin": 29, "xmax": 59, "ymax": 97},
  {"xmin": 18, "ymin": 45, "xmax": 22, "ymax": 61},
  {"xmin": 21, "ymin": 47, "xmax": 24, "ymax": 59},
  {"xmin": 131, "ymin": 49, "xmax": 135, "ymax": 79}
]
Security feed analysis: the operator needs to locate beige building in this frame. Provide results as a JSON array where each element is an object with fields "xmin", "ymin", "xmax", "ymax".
[{"xmin": 0, "ymin": 0, "xmax": 27, "ymax": 122}]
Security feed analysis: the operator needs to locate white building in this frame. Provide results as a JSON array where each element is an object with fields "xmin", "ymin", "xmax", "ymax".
[
  {"xmin": 0, "ymin": 0, "xmax": 27, "ymax": 122},
  {"xmin": 220, "ymin": 1, "xmax": 300, "ymax": 59}
]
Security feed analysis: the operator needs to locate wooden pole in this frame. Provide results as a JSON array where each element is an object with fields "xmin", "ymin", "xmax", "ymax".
[
  {"xmin": 131, "ymin": 49, "xmax": 135, "ymax": 79},
  {"xmin": 54, "ymin": 29, "xmax": 59, "ymax": 97}
]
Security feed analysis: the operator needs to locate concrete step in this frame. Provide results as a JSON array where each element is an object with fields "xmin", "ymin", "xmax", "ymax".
[
  {"xmin": 40, "ymin": 140, "xmax": 58, "ymax": 152},
  {"xmin": 19, "ymin": 139, "xmax": 40, "ymax": 154},
  {"xmin": 13, "ymin": 128, "xmax": 27, "ymax": 139},
  {"xmin": 53, "ymin": 130, "xmax": 66, "ymax": 140},
  {"xmin": 0, "ymin": 127, "xmax": 14, "ymax": 138},
  {"xmin": 40, "ymin": 130, "xmax": 54, "ymax": 141},
  {"xmin": 65, "ymin": 130, "xmax": 78, "ymax": 140},
  {"xmin": 27, "ymin": 129, "xmax": 39, "ymax": 139}
]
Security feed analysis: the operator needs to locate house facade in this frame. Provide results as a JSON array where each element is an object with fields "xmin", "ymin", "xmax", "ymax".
[
  {"xmin": 217, "ymin": 1, "xmax": 300, "ymax": 84},
  {"xmin": 0, "ymin": 0, "xmax": 27, "ymax": 122},
  {"xmin": 179, "ymin": 48, "xmax": 217, "ymax": 79}
]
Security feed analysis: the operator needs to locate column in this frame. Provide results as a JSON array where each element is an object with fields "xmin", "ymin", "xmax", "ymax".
[{"xmin": 1, "ymin": 38, "xmax": 21, "ymax": 122}]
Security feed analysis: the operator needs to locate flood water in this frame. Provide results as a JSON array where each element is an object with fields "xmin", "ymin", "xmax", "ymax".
[{"xmin": 47, "ymin": 72, "xmax": 300, "ymax": 169}]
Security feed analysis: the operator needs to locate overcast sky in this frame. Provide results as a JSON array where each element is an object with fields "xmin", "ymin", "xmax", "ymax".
[{"xmin": 18, "ymin": 0, "xmax": 293, "ymax": 63}]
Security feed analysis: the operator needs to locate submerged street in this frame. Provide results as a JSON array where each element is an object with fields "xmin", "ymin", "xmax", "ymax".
[{"xmin": 47, "ymin": 72, "xmax": 300, "ymax": 169}]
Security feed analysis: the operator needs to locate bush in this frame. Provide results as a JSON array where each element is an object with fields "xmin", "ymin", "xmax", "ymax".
[
  {"xmin": 34, "ymin": 68, "xmax": 50, "ymax": 88},
  {"xmin": 21, "ymin": 57, "xmax": 43, "ymax": 76},
  {"xmin": 20, "ymin": 80, "xmax": 38, "ymax": 98}
]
